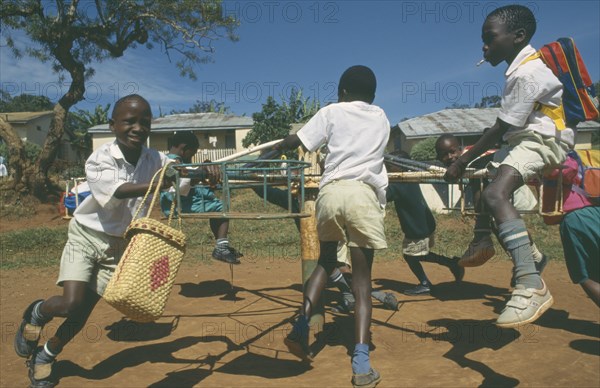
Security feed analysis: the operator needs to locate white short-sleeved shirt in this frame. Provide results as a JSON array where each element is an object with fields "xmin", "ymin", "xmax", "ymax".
[
  {"xmin": 297, "ymin": 101, "xmax": 390, "ymax": 206},
  {"xmin": 499, "ymin": 44, "xmax": 575, "ymax": 146},
  {"xmin": 74, "ymin": 141, "xmax": 169, "ymax": 236}
]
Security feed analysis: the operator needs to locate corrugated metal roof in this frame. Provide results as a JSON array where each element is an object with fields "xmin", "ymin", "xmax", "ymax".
[
  {"xmin": 396, "ymin": 108, "xmax": 599, "ymax": 138},
  {"xmin": 88, "ymin": 112, "xmax": 254, "ymax": 133},
  {"xmin": 578, "ymin": 120, "xmax": 600, "ymax": 130},
  {"xmin": 0, "ymin": 111, "xmax": 54, "ymax": 123},
  {"xmin": 397, "ymin": 108, "xmax": 500, "ymax": 138}
]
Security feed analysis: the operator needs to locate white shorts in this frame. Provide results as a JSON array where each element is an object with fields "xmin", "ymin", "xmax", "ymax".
[
  {"xmin": 316, "ymin": 180, "xmax": 387, "ymax": 250},
  {"xmin": 488, "ymin": 130, "xmax": 569, "ymax": 182},
  {"xmin": 57, "ymin": 219, "xmax": 127, "ymax": 295}
]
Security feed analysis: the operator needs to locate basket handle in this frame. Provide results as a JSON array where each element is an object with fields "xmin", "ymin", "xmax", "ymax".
[{"xmin": 131, "ymin": 164, "xmax": 180, "ymax": 229}]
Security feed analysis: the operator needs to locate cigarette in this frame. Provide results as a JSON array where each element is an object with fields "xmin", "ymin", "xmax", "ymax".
[{"xmin": 476, "ymin": 59, "xmax": 485, "ymax": 67}]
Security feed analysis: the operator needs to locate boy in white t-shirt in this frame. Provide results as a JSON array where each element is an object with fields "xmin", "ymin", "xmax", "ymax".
[
  {"xmin": 14, "ymin": 95, "xmax": 181, "ymax": 387},
  {"xmin": 277, "ymin": 65, "xmax": 389, "ymax": 388},
  {"xmin": 445, "ymin": 5, "xmax": 574, "ymax": 328}
]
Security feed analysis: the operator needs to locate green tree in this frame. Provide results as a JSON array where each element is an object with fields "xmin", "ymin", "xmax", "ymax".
[
  {"xmin": 446, "ymin": 102, "xmax": 470, "ymax": 109},
  {"xmin": 243, "ymin": 90, "xmax": 319, "ymax": 148},
  {"xmin": 66, "ymin": 104, "xmax": 111, "ymax": 161},
  {"xmin": 0, "ymin": 141, "xmax": 41, "ymax": 167},
  {"xmin": 0, "ymin": 0, "xmax": 239, "ymax": 196},
  {"xmin": 474, "ymin": 95, "xmax": 502, "ymax": 108},
  {"xmin": 170, "ymin": 99, "xmax": 230, "ymax": 115},
  {"xmin": 410, "ymin": 137, "xmax": 438, "ymax": 161},
  {"xmin": 0, "ymin": 92, "xmax": 54, "ymax": 112}
]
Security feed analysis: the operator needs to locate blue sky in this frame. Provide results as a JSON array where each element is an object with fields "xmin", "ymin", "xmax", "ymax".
[{"xmin": 1, "ymin": 0, "xmax": 599, "ymax": 126}]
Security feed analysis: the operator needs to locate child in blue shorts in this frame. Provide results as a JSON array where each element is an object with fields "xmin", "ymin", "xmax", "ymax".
[
  {"xmin": 561, "ymin": 206, "xmax": 600, "ymax": 307},
  {"xmin": 550, "ymin": 155, "xmax": 600, "ymax": 307},
  {"xmin": 277, "ymin": 65, "xmax": 389, "ymax": 388},
  {"xmin": 445, "ymin": 5, "xmax": 575, "ymax": 328},
  {"xmin": 159, "ymin": 131, "xmax": 242, "ymax": 264},
  {"xmin": 13, "ymin": 95, "xmax": 177, "ymax": 387}
]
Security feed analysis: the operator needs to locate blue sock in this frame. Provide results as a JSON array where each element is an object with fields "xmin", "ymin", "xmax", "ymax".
[
  {"xmin": 294, "ymin": 315, "xmax": 309, "ymax": 334},
  {"xmin": 352, "ymin": 343, "xmax": 370, "ymax": 374}
]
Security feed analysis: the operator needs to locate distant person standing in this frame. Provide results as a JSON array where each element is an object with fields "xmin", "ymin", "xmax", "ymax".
[{"xmin": 0, "ymin": 156, "xmax": 7, "ymax": 178}]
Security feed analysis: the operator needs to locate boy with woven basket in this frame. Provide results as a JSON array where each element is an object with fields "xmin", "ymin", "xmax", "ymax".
[{"xmin": 14, "ymin": 94, "xmax": 177, "ymax": 387}]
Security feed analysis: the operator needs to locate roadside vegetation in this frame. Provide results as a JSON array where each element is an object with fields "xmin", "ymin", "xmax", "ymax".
[{"xmin": 0, "ymin": 189, "xmax": 564, "ymax": 270}]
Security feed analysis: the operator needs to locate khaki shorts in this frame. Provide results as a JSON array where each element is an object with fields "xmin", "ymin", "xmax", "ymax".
[
  {"xmin": 488, "ymin": 131, "xmax": 569, "ymax": 182},
  {"xmin": 403, "ymin": 234, "xmax": 435, "ymax": 256},
  {"xmin": 57, "ymin": 219, "xmax": 127, "ymax": 295},
  {"xmin": 316, "ymin": 180, "xmax": 387, "ymax": 250}
]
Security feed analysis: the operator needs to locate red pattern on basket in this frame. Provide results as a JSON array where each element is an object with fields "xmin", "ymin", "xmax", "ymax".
[{"xmin": 150, "ymin": 256, "xmax": 170, "ymax": 291}]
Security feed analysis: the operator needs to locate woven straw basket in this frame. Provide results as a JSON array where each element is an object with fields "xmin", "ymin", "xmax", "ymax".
[{"xmin": 103, "ymin": 165, "xmax": 187, "ymax": 322}]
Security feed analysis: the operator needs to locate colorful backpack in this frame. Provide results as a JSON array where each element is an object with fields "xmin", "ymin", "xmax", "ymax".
[
  {"xmin": 524, "ymin": 37, "xmax": 600, "ymax": 129},
  {"xmin": 570, "ymin": 149, "xmax": 600, "ymax": 204}
]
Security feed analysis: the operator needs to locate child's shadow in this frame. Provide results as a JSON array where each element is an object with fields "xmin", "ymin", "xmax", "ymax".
[
  {"xmin": 148, "ymin": 352, "xmax": 311, "ymax": 387},
  {"xmin": 178, "ymin": 279, "xmax": 245, "ymax": 301},
  {"xmin": 373, "ymin": 278, "xmax": 417, "ymax": 295},
  {"xmin": 215, "ymin": 352, "xmax": 312, "ymax": 378},
  {"xmin": 412, "ymin": 318, "xmax": 521, "ymax": 387},
  {"xmin": 430, "ymin": 281, "xmax": 509, "ymax": 304},
  {"xmin": 55, "ymin": 336, "xmax": 239, "ymax": 385},
  {"xmin": 105, "ymin": 317, "xmax": 179, "ymax": 342},
  {"xmin": 178, "ymin": 281, "xmax": 304, "ymax": 302},
  {"xmin": 535, "ymin": 309, "xmax": 600, "ymax": 338},
  {"xmin": 570, "ymin": 339, "xmax": 600, "ymax": 356},
  {"xmin": 178, "ymin": 279, "xmax": 236, "ymax": 298}
]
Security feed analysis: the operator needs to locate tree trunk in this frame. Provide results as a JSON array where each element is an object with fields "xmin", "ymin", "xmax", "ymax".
[
  {"xmin": 0, "ymin": 118, "xmax": 29, "ymax": 193},
  {"xmin": 30, "ymin": 103, "xmax": 70, "ymax": 197},
  {"xmin": 30, "ymin": 57, "xmax": 85, "ymax": 198}
]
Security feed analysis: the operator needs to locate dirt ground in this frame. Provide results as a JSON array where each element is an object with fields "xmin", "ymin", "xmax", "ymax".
[{"xmin": 1, "ymin": 206, "xmax": 599, "ymax": 387}]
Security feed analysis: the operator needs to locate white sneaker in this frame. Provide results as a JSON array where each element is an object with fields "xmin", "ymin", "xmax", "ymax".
[
  {"xmin": 496, "ymin": 280, "xmax": 553, "ymax": 328},
  {"xmin": 458, "ymin": 235, "xmax": 495, "ymax": 267}
]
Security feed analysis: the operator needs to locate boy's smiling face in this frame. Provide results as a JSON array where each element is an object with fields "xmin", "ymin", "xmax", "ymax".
[
  {"xmin": 436, "ymin": 138, "xmax": 462, "ymax": 166},
  {"xmin": 481, "ymin": 16, "xmax": 521, "ymax": 66},
  {"xmin": 110, "ymin": 97, "xmax": 152, "ymax": 152}
]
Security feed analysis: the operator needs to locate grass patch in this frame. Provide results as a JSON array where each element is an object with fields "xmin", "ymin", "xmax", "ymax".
[
  {"xmin": 0, "ymin": 189, "xmax": 565, "ymax": 269},
  {"xmin": 1, "ymin": 226, "xmax": 68, "ymax": 269},
  {"xmin": 0, "ymin": 191, "xmax": 40, "ymax": 220}
]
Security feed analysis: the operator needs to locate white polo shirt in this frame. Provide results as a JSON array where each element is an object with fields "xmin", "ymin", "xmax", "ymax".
[
  {"xmin": 499, "ymin": 44, "xmax": 575, "ymax": 146},
  {"xmin": 297, "ymin": 101, "xmax": 390, "ymax": 206},
  {"xmin": 74, "ymin": 141, "xmax": 169, "ymax": 236}
]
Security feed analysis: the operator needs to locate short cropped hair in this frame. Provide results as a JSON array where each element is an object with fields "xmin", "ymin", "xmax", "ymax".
[
  {"xmin": 170, "ymin": 131, "xmax": 200, "ymax": 149},
  {"xmin": 435, "ymin": 133, "xmax": 458, "ymax": 149},
  {"xmin": 486, "ymin": 4, "xmax": 536, "ymax": 40},
  {"xmin": 338, "ymin": 65, "xmax": 376, "ymax": 100},
  {"xmin": 111, "ymin": 94, "xmax": 149, "ymax": 119}
]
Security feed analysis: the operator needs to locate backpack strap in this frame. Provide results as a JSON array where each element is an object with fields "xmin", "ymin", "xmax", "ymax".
[
  {"xmin": 519, "ymin": 53, "xmax": 567, "ymax": 131},
  {"xmin": 534, "ymin": 103, "xmax": 567, "ymax": 130},
  {"xmin": 520, "ymin": 52, "xmax": 541, "ymax": 65}
]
